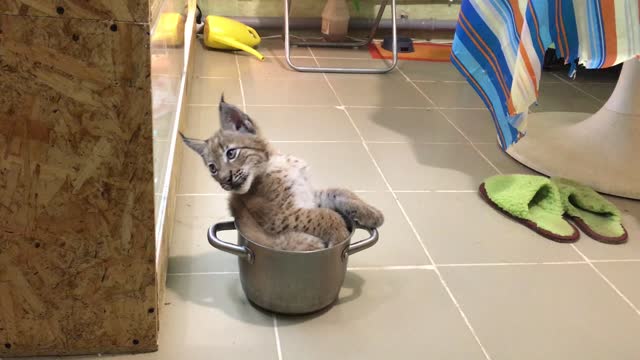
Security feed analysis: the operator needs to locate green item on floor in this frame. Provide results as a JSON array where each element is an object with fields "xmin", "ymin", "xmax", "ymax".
[
  {"xmin": 479, "ymin": 175, "xmax": 579, "ymax": 242},
  {"xmin": 552, "ymin": 178, "xmax": 628, "ymax": 244}
]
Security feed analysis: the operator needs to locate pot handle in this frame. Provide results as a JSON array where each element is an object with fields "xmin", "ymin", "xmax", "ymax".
[
  {"xmin": 344, "ymin": 226, "xmax": 379, "ymax": 259},
  {"xmin": 207, "ymin": 221, "xmax": 254, "ymax": 264}
]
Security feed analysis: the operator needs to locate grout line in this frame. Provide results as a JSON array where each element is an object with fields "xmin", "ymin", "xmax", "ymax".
[
  {"xmin": 174, "ymin": 137, "xmax": 490, "ymax": 146},
  {"xmin": 167, "ymin": 266, "xmax": 434, "ymax": 276},
  {"xmin": 187, "ymin": 103, "xmax": 234, "ymax": 107},
  {"xmin": 234, "ymin": 54, "xmax": 247, "ymax": 111},
  {"xmin": 187, "ymin": 103, "xmax": 488, "ymax": 110},
  {"xmin": 271, "ymin": 314, "xmax": 282, "ymax": 360},
  {"xmin": 412, "ymin": 80, "xmax": 469, "ymax": 84},
  {"xmin": 432, "ymin": 190, "xmax": 477, "ymax": 193},
  {"xmin": 396, "ymin": 67, "xmax": 502, "ymax": 175},
  {"xmin": 270, "ymin": 140, "xmax": 361, "ymax": 143},
  {"xmin": 194, "ymin": 76, "xmax": 237, "ymax": 79},
  {"xmin": 273, "ymin": 315, "xmax": 284, "ymax": 360},
  {"xmin": 164, "ymin": 259, "xmax": 640, "ymax": 276},
  {"xmin": 393, "ymin": 190, "xmax": 476, "ymax": 193},
  {"xmin": 176, "ymin": 193, "xmax": 227, "ymax": 196},
  {"xmin": 175, "ymin": 190, "xmax": 483, "ymax": 197},
  {"xmin": 570, "ymin": 244, "xmax": 640, "ymax": 316},
  {"xmin": 438, "ymin": 261, "xmax": 588, "ymax": 267},
  {"xmin": 188, "ymin": 103, "xmax": 331, "ymax": 108},
  {"xmin": 346, "ymin": 265, "xmax": 434, "ymax": 271},
  {"xmin": 365, "ymin": 141, "xmax": 469, "ymax": 144},
  {"xmin": 434, "ymin": 107, "xmax": 490, "ymax": 110},
  {"xmin": 236, "ymin": 48, "xmax": 288, "ymax": 359},
  {"xmin": 550, "ymin": 73, "xmax": 606, "ymax": 103},
  {"xmin": 391, "ymin": 190, "xmax": 435, "ymax": 193},
  {"xmin": 175, "ymin": 190, "xmax": 383, "ymax": 197},
  {"xmin": 590, "ymin": 259, "xmax": 640, "ymax": 263},
  {"xmin": 309, "ymin": 47, "xmax": 493, "ymax": 360},
  {"xmin": 249, "ymin": 104, "xmax": 337, "ymax": 108},
  {"xmin": 271, "ymin": 140, "xmax": 472, "ymax": 144},
  {"xmin": 344, "ymin": 105, "xmax": 433, "ymax": 109}
]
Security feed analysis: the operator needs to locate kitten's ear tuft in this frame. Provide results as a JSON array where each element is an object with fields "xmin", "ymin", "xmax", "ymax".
[
  {"xmin": 219, "ymin": 98, "xmax": 257, "ymax": 134},
  {"xmin": 180, "ymin": 132, "xmax": 207, "ymax": 157}
]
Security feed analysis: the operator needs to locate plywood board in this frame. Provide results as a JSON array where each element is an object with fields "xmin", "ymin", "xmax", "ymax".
[
  {"xmin": 0, "ymin": 14, "xmax": 157, "ymax": 357},
  {"xmin": 0, "ymin": 0, "xmax": 149, "ymax": 22}
]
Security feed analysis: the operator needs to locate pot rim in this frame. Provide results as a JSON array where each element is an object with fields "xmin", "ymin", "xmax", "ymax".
[{"xmin": 233, "ymin": 216, "xmax": 356, "ymax": 255}]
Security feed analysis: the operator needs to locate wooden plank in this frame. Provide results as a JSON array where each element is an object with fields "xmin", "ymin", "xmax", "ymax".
[
  {"xmin": 0, "ymin": 14, "xmax": 157, "ymax": 357},
  {"xmin": 0, "ymin": 0, "xmax": 149, "ymax": 23}
]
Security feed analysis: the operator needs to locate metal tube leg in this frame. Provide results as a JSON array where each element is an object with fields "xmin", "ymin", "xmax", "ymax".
[
  {"xmin": 365, "ymin": 0, "xmax": 390, "ymax": 45},
  {"xmin": 284, "ymin": 0, "xmax": 294, "ymax": 68},
  {"xmin": 284, "ymin": 0, "xmax": 397, "ymax": 74}
]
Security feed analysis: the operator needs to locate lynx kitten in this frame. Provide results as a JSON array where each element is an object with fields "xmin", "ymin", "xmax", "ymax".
[{"xmin": 181, "ymin": 96, "xmax": 383, "ymax": 251}]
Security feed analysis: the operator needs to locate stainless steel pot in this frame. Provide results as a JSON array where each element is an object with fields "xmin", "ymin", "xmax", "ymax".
[{"xmin": 207, "ymin": 220, "xmax": 378, "ymax": 314}]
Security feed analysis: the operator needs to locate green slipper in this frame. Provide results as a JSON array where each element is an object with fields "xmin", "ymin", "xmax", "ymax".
[
  {"xmin": 552, "ymin": 178, "xmax": 628, "ymax": 244},
  {"xmin": 479, "ymin": 175, "xmax": 579, "ymax": 242}
]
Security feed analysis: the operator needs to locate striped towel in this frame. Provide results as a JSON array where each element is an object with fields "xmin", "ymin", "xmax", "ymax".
[{"xmin": 451, "ymin": 0, "xmax": 640, "ymax": 149}]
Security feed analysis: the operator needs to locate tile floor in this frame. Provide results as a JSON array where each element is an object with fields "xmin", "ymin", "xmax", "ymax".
[{"xmin": 87, "ymin": 39, "xmax": 640, "ymax": 359}]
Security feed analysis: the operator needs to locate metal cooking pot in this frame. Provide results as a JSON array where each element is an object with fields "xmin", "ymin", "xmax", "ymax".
[{"xmin": 207, "ymin": 219, "xmax": 378, "ymax": 314}]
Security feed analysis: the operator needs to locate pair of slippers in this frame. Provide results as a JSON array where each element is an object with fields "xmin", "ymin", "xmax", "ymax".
[{"xmin": 479, "ymin": 175, "xmax": 628, "ymax": 244}]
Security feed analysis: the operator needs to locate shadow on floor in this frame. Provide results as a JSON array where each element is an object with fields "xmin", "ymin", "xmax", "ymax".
[{"xmin": 367, "ymin": 104, "xmax": 499, "ymax": 184}]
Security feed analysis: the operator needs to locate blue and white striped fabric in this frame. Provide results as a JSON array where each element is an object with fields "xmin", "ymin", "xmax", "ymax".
[{"xmin": 451, "ymin": 0, "xmax": 640, "ymax": 149}]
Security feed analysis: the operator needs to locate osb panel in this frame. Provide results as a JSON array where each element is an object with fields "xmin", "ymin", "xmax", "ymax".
[
  {"xmin": 0, "ymin": 0, "xmax": 149, "ymax": 23},
  {"xmin": 0, "ymin": 15, "xmax": 157, "ymax": 357}
]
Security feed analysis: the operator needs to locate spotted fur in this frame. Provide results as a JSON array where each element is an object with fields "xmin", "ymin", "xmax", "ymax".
[{"xmin": 181, "ymin": 95, "xmax": 384, "ymax": 250}]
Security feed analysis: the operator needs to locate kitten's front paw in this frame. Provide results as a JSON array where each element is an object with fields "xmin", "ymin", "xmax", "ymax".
[{"xmin": 354, "ymin": 205, "xmax": 384, "ymax": 228}]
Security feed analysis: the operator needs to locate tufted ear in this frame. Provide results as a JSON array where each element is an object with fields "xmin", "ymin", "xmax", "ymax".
[
  {"xmin": 180, "ymin": 132, "xmax": 207, "ymax": 158},
  {"xmin": 218, "ymin": 94, "xmax": 257, "ymax": 134}
]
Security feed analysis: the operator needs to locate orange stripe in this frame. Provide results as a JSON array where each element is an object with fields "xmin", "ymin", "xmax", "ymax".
[
  {"xmin": 527, "ymin": 1, "xmax": 545, "ymax": 54},
  {"xmin": 555, "ymin": 0, "xmax": 564, "ymax": 57},
  {"xmin": 557, "ymin": 0, "xmax": 570, "ymax": 60},
  {"xmin": 459, "ymin": 13, "xmax": 512, "ymax": 107},
  {"xmin": 518, "ymin": 42, "xmax": 540, "ymax": 99},
  {"xmin": 509, "ymin": 0, "xmax": 524, "ymax": 30},
  {"xmin": 505, "ymin": 89, "xmax": 516, "ymax": 115},
  {"xmin": 450, "ymin": 54, "xmax": 506, "ymax": 147},
  {"xmin": 369, "ymin": 43, "xmax": 452, "ymax": 62},
  {"xmin": 600, "ymin": 0, "xmax": 618, "ymax": 67},
  {"xmin": 460, "ymin": 14, "xmax": 517, "ymax": 114}
]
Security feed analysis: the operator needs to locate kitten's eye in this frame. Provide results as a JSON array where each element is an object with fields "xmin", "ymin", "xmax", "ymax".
[
  {"xmin": 208, "ymin": 163, "xmax": 217, "ymax": 175},
  {"xmin": 226, "ymin": 148, "xmax": 239, "ymax": 160}
]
